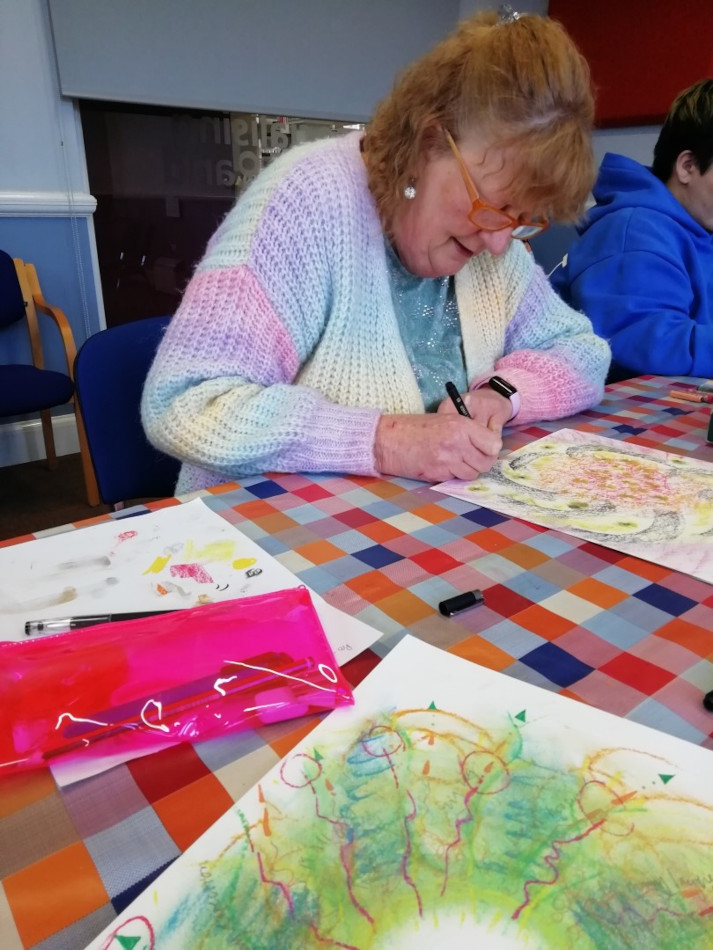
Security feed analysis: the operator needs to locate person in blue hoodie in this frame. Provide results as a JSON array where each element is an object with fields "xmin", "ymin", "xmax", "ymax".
[{"xmin": 552, "ymin": 79, "xmax": 713, "ymax": 381}]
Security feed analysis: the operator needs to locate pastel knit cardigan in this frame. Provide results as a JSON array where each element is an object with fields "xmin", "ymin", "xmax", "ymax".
[{"xmin": 141, "ymin": 132, "xmax": 610, "ymax": 492}]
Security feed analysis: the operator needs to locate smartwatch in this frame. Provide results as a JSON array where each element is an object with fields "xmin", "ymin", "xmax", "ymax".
[{"xmin": 487, "ymin": 376, "xmax": 521, "ymax": 421}]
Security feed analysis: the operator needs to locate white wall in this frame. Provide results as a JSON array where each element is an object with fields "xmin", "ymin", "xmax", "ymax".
[{"xmin": 592, "ymin": 126, "xmax": 660, "ymax": 167}]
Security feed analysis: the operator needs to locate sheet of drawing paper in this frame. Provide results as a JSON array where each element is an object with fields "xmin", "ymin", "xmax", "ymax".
[
  {"xmin": 0, "ymin": 498, "xmax": 380, "ymax": 662},
  {"xmin": 433, "ymin": 428, "xmax": 713, "ymax": 583},
  {"xmin": 85, "ymin": 635, "xmax": 713, "ymax": 950}
]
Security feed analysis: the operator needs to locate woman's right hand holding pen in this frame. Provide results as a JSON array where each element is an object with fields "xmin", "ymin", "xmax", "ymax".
[
  {"xmin": 373, "ymin": 413, "xmax": 502, "ymax": 482},
  {"xmin": 438, "ymin": 385, "xmax": 513, "ymax": 433}
]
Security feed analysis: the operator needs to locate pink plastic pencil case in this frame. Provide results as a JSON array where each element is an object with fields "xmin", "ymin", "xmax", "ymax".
[{"xmin": 0, "ymin": 587, "xmax": 354, "ymax": 773}]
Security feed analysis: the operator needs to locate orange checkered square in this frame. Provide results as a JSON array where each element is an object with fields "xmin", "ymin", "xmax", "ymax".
[
  {"xmin": 512, "ymin": 604, "xmax": 574, "ymax": 639},
  {"xmin": 153, "ymin": 773, "xmax": 234, "ymax": 851},
  {"xmin": 294, "ymin": 539, "xmax": 346, "ymax": 566},
  {"xmin": 4, "ymin": 843, "xmax": 108, "ymax": 947}
]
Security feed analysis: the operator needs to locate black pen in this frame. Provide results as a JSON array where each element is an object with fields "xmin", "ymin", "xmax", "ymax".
[
  {"xmin": 445, "ymin": 380, "xmax": 472, "ymax": 418},
  {"xmin": 24, "ymin": 610, "xmax": 177, "ymax": 637}
]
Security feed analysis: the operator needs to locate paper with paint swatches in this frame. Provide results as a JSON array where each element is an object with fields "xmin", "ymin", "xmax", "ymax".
[{"xmin": 0, "ymin": 498, "xmax": 381, "ymax": 663}]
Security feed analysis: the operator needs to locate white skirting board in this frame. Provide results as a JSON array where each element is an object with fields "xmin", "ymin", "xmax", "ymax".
[{"xmin": 0, "ymin": 414, "xmax": 79, "ymax": 468}]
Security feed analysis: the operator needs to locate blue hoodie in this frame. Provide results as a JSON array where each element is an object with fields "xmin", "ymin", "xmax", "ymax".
[{"xmin": 552, "ymin": 152, "xmax": 713, "ymax": 379}]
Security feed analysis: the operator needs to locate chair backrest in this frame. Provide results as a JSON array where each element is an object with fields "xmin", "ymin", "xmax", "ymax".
[
  {"xmin": 0, "ymin": 249, "xmax": 28, "ymax": 328},
  {"xmin": 528, "ymin": 223, "xmax": 580, "ymax": 278},
  {"xmin": 74, "ymin": 315, "xmax": 181, "ymax": 506}
]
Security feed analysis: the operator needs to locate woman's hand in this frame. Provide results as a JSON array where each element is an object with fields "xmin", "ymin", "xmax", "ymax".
[
  {"xmin": 374, "ymin": 413, "xmax": 502, "ymax": 482},
  {"xmin": 437, "ymin": 386, "xmax": 512, "ymax": 434}
]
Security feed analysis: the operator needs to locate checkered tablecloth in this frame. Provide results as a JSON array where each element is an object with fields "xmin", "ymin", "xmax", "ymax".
[{"xmin": 1, "ymin": 375, "xmax": 712, "ymax": 949}]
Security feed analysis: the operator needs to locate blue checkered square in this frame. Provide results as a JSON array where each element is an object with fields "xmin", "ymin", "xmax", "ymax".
[
  {"xmin": 352, "ymin": 544, "xmax": 405, "ymax": 568},
  {"xmin": 323, "ymin": 555, "xmax": 375, "ymax": 582},
  {"xmin": 112, "ymin": 860, "xmax": 175, "ymax": 915},
  {"xmin": 363, "ymin": 499, "xmax": 406, "ymax": 519},
  {"xmin": 477, "ymin": 618, "xmax": 547, "ymax": 656},
  {"xmin": 609, "ymin": 597, "xmax": 674, "ymax": 632},
  {"xmin": 254, "ymin": 534, "xmax": 291, "ymax": 556},
  {"xmin": 520, "ymin": 641, "xmax": 594, "ymax": 687},
  {"xmin": 522, "ymin": 533, "xmax": 573, "ymax": 557},
  {"xmin": 461, "ymin": 507, "xmax": 509, "ymax": 526},
  {"xmin": 580, "ymin": 611, "xmax": 650, "ymax": 649},
  {"xmin": 626, "ymin": 697, "xmax": 707, "ymax": 745},
  {"xmin": 85, "ymin": 805, "xmax": 180, "ymax": 898},
  {"xmin": 294, "ymin": 564, "xmax": 343, "ymax": 594},
  {"xmin": 634, "ymin": 583, "xmax": 698, "ymax": 616},
  {"xmin": 245, "ymin": 479, "xmax": 287, "ymax": 498},
  {"xmin": 194, "ymin": 727, "xmax": 267, "ymax": 772},
  {"xmin": 592, "ymin": 564, "xmax": 651, "ymax": 594}
]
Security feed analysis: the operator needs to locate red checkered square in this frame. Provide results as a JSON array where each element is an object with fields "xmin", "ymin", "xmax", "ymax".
[
  {"xmin": 599, "ymin": 653, "xmax": 676, "ymax": 695},
  {"xmin": 481, "ymin": 584, "xmax": 535, "ymax": 618},
  {"xmin": 410, "ymin": 549, "xmax": 463, "ymax": 575},
  {"xmin": 128, "ymin": 743, "xmax": 212, "ymax": 803},
  {"xmin": 292, "ymin": 483, "xmax": 335, "ymax": 502},
  {"xmin": 334, "ymin": 508, "xmax": 377, "ymax": 529}
]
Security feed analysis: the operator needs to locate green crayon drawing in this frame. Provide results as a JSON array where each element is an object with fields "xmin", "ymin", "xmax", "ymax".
[
  {"xmin": 154, "ymin": 706, "xmax": 712, "ymax": 949},
  {"xmin": 91, "ymin": 639, "xmax": 713, "ymax": 950}
]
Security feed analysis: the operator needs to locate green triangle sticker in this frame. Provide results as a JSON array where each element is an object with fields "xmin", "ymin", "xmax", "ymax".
[
  {"xmin": 428, "ymin": 701, "xmax": 437, "ymax": 710},
  {"xmin": 514, "ymin": 710, "xmax": 526, "ymax": 722},
  {"xmin": 659, "ymin": 774, "xmax": 674, "ymax": 785},
  {"xmin": 313, "ymin": 749, "xmax": 324, "ymax": 762},
  {"xmin": 116, "ymin": 937, "xmax": 142, "ymax": 950}
]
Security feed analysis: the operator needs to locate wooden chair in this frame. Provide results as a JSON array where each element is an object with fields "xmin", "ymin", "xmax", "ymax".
[{"xmin": 0, "ymin": 250, "xmax": 99, "ymax": 505}]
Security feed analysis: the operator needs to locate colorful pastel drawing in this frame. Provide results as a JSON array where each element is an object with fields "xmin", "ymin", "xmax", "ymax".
[
  {"xmin": 88, "ymin": 637, "xmax": 713, "ymax": 950},
  {"xmin": 433, "ymin": 428, "xmax": 713, "ymax": 583}
]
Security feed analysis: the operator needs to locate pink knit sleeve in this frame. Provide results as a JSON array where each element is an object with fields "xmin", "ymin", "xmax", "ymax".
[{"xmin": 470, "ymin": 265, "xmax": 610, "ymax": 423}]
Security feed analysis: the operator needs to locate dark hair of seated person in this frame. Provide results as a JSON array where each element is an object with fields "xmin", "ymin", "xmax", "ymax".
[{"xmin": 652, "ymin": 78, "xmax": 713, "ymax": 182}]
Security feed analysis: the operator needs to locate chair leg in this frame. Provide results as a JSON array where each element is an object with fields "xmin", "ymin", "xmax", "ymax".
[
  {"xmin": 40, "ymin": 409, "xmax": 58, "ymax": 470},
  {"xmin": 74, "ymin": 400, "xmax": 101, "ymax": 506}
]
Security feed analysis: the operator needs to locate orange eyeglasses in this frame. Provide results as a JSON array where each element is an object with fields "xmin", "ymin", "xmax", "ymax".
[{"xmin": 444, "ymin": 129, "xmax": 548, "ymax": 240}]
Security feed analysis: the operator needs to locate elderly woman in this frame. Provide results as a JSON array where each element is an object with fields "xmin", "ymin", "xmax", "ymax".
[{"xmin": 141, "ymin": 9, "xmax": 610, "ymax": 491}]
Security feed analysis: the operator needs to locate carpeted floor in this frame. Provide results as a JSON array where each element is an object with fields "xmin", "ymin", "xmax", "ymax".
[{"xmin": 0, "ymin": 453, "xmax": 112, "ymax": 541}]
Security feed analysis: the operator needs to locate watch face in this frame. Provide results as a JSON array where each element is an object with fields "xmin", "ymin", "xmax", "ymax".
[{"xmin": 488, "ymin": 375, "xmax": 517, "ymax": 399}]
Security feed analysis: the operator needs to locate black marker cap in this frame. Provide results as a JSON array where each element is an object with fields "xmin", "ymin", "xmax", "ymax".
[{"xmin": 438, "ymin": 590, "xmax": 485, "ymax": 617}]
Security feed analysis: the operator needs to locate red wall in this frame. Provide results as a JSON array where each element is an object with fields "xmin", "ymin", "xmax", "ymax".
[{"xmin": 549, "ymin": 0, "xmax": 713, "ymax": 127}]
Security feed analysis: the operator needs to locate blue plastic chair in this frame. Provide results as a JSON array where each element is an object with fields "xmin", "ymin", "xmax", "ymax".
[
  {"xmin": 0, "ymin": 248, "xmax": 98, "ymax": 503},
  {"xmin": 73, "ymin": 315, "xmax": 181, "ymax": 507}
]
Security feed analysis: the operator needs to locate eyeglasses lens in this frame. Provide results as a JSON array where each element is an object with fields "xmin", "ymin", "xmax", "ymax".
[
  {"xmin": 470, "ymin": 207, "xmax": 545, "ymax": 240},
  {"xmin": 511, "ymin": 223, "xmax": 545, "ymax": 239},
  {"xmin": 469, "ymin": 207, "xmax": 513, "ymax": 230}
]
